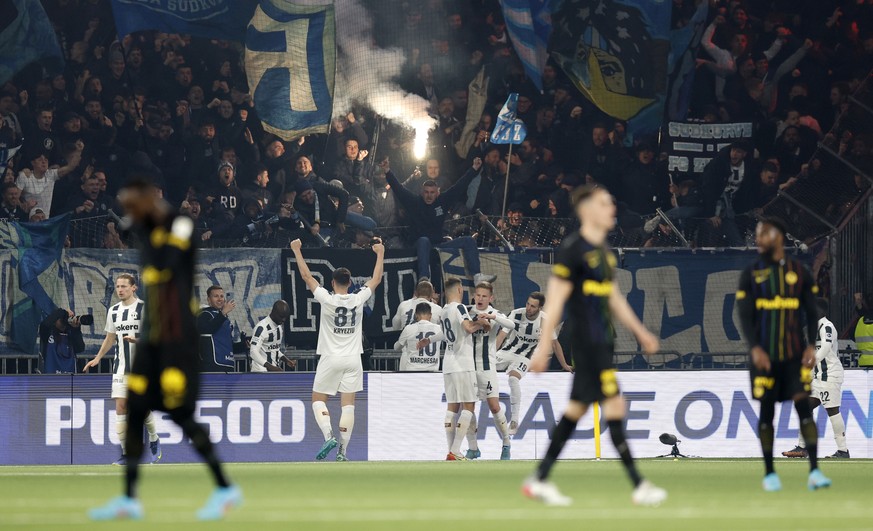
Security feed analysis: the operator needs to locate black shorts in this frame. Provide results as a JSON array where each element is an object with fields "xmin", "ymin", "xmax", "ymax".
[
  {"xmin": 127, "ymin": 343, "xmax": 200, "ymax": 414},
  {"xmin": 569, "ymin": 343, "xmax": 620, "ymax": 404},
  {"xmin": 750, "ymin": 356, "xmax": 812, "ymax": 402}
]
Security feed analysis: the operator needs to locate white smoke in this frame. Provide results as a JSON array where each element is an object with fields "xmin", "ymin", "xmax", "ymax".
[{"xmin": 299, "ymin": 0, "xmax": 436, "ymax": 151}]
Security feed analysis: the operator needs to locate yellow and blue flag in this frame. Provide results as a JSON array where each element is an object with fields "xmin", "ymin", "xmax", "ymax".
[
  {"xmin": 491, "ymin": 93, "xmax": 528, "ymax": 145},
  {"xmin": 244, "ymin": 0, "xmax": 336, "ymax": 140}
]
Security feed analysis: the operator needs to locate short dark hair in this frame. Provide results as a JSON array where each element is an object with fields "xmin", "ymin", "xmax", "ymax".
[
  {"xmin": 444, "ymin": 277, "xmax": 462, "ymax": 293},
  {"xmin": 529, "ymin": 291, "xmax": 545, "ymax": 306},
  {"xmin": 760, "ymin": 217, "xmax": 788, "ymax": 237},
  {"xmin": 422, "ymin": 179, "xmax": 439, "ymax": 189},
  {"xmin": 761, "ymin": 161, "xmax": 779, "ymax": 174},
  {"xmin": 571, "ymin": 184, "xmax": 606, "ymax": 207},
  {"xmin": 333, "ymin": 267, "xmax": 351, "ymax": 286},
  {"xmin": 816, "ymin": 298, "xmax": 829, "ymax": 318},
  {"xmin": 206, "ymin": 285, "xmax": 223, "ymax": 297},
  {"xmin": 121, "ymin": 176, "xmax": 157, "ymax": 194},
  {"xmin": 414, "ymin": 302, "xmax": 432, "ymax": 317}
]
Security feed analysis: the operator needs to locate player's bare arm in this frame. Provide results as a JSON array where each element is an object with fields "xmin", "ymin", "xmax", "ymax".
[
  {"xmin": 530, "ymin": 276, "xmax": 573, "ymax": 372},
  {"xmin": 84, "ymin": 331, "xmax": 117, "ymax": 372},
  {"xmin": 553, "ymin": 339, "xmax": 572, "ymax": 372},
  {"xmin": 289, "ymin": 239, "xmax": 320, "ymax": 292},
  {"xmin": 609, "ymin": 284, "xmax": 659, "ymax": 355},
  {"xmin": 364, "ymin": 240, "xmax": 385, "ymax": 291}
]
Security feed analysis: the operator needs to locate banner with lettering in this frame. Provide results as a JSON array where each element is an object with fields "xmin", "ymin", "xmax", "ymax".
[{"xmin": 665, "ymin": 121, "xmax": 754, "ymax": 175}]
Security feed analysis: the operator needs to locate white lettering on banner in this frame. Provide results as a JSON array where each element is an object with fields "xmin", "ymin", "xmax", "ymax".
[
  {"xmin": 89, "ymin": 399, "xmax": 104, "ymax": 445},
  {"xmin": 366, "ymin": 372, "xmax": 873, "ymax": 460},
  {"xmin": 268, "ymin": 400, "xmax": 306, "ymax": 443},
  {"xmin": 227, "ymin": 400, "xmax": 264, "ymax": 444},
  {"xmin": 45, "ymin": 399, "xmax": 86, "ymax": 446},
  {"xmin": 703, "ymin": 270, "xmax": 745, "ymax": 352},
  {"xmin": 195, "ymin": 400, "xmax": 225, "ymax": 444},
  {"xmin": 636, "ymin": 266, "xmax": 701, "ymax": 355},
  {"xmin": 613, "ymin": 268, "xmax": 636, "ymax": 352}
]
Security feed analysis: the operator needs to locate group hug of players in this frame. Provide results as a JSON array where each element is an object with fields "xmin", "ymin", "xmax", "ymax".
[{"xmin": 87, "ymin": 180, "xmax": 843, "ymax": 521}]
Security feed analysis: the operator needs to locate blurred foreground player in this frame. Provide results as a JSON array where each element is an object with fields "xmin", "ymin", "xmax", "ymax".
[
  {"xmin": 523, "ymin": 185, "xmax": 667, "ymax": 507},
  {"xmin": 90, "ymin": 179, "xmax": 240, "ymax": 521},
  {"xmin": 782, "ymin": 299, "xmax": 849, "ymax": 459},
  {"xmin": 736, "ymin": 218, "xmax": 831, "ymax": 491}
]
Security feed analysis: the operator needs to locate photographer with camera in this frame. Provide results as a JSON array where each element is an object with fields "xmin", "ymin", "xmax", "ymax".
[{"xmin": 39, "ymin": 308, "xmax": 88, "ymax": 374}]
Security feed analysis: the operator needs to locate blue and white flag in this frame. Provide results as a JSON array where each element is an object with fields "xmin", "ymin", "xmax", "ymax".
[
  {"xmin": 491, "ymin": 93, "xmax": 528, "ymax": 145},
  {"xmin": 245, "ymin": 0, "xmax": 336, "ymax": 140},
  {"xmin": 109, "ymin": 0, "xmax": 257, "ymax": 41},
  {"xmin": 499, "ymin": 0, "xmax": 553, "ymax": 91},
  {"xmin": 0, "ymin": 214, "xmax": 69, "ymax": 354},
  {"xmin": 0, "ymin": 144, "xmax": 21, "ymax": 175},
  {"xmin": 0, "ymin": 0, "xmax": 64, "ymax": 85}
]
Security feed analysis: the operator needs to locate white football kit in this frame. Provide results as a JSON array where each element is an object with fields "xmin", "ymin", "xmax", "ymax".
[
  {"xmin": 441, "ymin": 302, "xmax": 478, "ymax": 404},
  {"xmin": 813, "ymin": 317, "xmax": 843, "ymax": 407},
  {"xmin": 395, "ymin": 320, "xmax": 443, "ymax": 372},
  {"xmin": 312, "ymin": 286, "xmax": 371, "ymax": 395},
  {"xmin": 392, "ymin": 297, "xmax": 442, "ymax": 330},
  {"xmin": 105, "ymin": 298, "xmax": 144, "ymax": 399},
  {"xmin": 249, "ymin": 316, "xmax": 284, "ymax": 372},
  {"xmin": 496, "ymin": 309, "xmax": 557, "ymax": 377},
  {"xmin": 468, "ymin": 305, "xmax": 514, "ymax": 400}
]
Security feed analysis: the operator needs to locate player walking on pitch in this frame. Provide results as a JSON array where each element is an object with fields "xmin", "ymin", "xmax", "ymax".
[
  {"xmin": 84, "ymin": 274, "xmax": 161, "ymax": 465},
  {"xmin": 736, "ymin": 218, "xmax": 832, "ymax": 491},
  {"xmin": 496, "ymin": 291, "xmax": 572, "ymax": 435},
  {"xmin": 290, "ymin": 237, "xmax": 384, "ymax": 462},
  {"xmin": 523, "ymin": 185, "xmax": 667, "ymax": 507},
  {"xmin": 90, "ymin": 179, "xmax": 240, "ymax": 521},
  {"xmin": 782, "ymin": 299, "xmax": 849, "ymax": 459}
]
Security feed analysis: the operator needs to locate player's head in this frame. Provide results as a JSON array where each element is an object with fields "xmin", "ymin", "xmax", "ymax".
[
  {"xmin": 119, "ymin": 177, "xmax": 161, "ymax": 222},
  {"xmin": 473, "ymin": 282, "xmax": 493, "ymax": 310},
  {"xmin": 755, "ymin": 217, "xmax": 787, "ymax": 257},
  {"xmin": 414, "ymin": 302, "xmax": 432, "ymax": 322},
  {"xmin": 115, "ymin": 273, "xmax": 137, "ymax": 302},
  {"xmin": 526, "ymin": 291, "xmax": 545, "ymax": 319},
  {"xmin": 270, "ymin": 299, "xmax": 290, "ymax": 325},
  {"xmin": 415, "ymin": 279, "xmax": 434, "ymax": 300},
  {"xmin": 332, "ymin": 268, "xmax": 352, "ymax": 293},
  {"xmin": 444, "ymin": 277, "xmax": 463, "ymax": 302},
  {"xmin": 206, "ymin": 285, "xmax": 225, "ymax": 309},
  {"xmin": 572, "ymin": 185, "xmax": 615, "ymax": 232},
  {"xmin": 816, "ymin": 298, "xmax": 829, "ymax": 319}
]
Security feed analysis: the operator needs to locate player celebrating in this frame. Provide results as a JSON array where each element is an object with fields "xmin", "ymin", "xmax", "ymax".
[
  {"xmin": 84, "ymin": 274, "xmax": 161, "ymax": 465},
  {"xmin": 290, "ymin": 237, "xmax": 384, "ymax": 462},
  {"xmin": 392, "ymin": 279, "xmax": 442, "ymax": 330},
  {"xmin": 523, "ymin": 185, "xmax": 666, "ymax": 507},
  {"xmin": 465, "ymin": 282, "xmax": 514, "ymax": 460},
  {"xmin": 736, "ymin": 218, "xmax": 831, "ymax": 491},
  {"xmin": 249, "ymin": 301, "xmax": 295, "ymax": 372},
  {"xmin": 90, "ymin": 179, "xmax": 240, "ymax": 521},
  {"xmin": 496, "ymin": 292, "xmax": 572, "ymax": 435},
  {"xmin": 436, "ymin": 277, "xmax": 489, "ymax": 460},
  {"xmin": 395, "ymin": 302, "xmax": 444, "ymax": 372},
  {"xmin": 782, "ymin": 298, "xmax": 849, "ymax": 459}
]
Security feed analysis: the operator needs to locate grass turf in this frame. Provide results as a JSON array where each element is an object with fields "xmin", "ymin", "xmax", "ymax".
[{"xmin": 0, "ymin": 459, "xmax": 869, "ymax": 531}]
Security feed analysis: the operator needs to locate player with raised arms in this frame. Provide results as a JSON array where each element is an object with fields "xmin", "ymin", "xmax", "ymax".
[
  {"xmin": 290, "ymin": 237, "xmax": 385, "ymax": 462},
  {"xmin": 523, "ymin": 185, "xmax": 667, "ymax": 507}
]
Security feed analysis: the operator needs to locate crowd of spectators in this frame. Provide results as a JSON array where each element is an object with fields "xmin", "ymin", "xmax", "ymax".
[{"xmin": 0, "ymin": 0, "xmax": 871, "ymax": 251}]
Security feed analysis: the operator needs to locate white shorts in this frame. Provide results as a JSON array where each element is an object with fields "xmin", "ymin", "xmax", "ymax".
[
  {"xmin": 444, "ymin": 371, "xmax": 478, "ymax": 404},
  {"xmin": 110, "ymin": 374, "xmax": 127, "ymax": 399},
  {"xmin": 313, "ymin": 355, "xmax": 363, "ymax": 396},
  {"xmin": 812, "ymin": 379, "xmax": 842, "ymax": 408},
  {"xmin": 476, "ymin": 368, "xmax": 500, "ymax": 400},
  {"xmin": 496, "ymin": 352, "xmax": 530, "ymax": 377}
]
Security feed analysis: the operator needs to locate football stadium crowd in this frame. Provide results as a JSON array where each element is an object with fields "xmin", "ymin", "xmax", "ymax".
[{"xmin": 1, "ymin": 0, "xmax": 872, "ymax": 250}]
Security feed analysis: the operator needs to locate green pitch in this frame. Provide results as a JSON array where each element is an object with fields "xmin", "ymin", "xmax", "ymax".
[{"xmin": 1, "ymin": 460, "xmax": 869, "ymax": 530}]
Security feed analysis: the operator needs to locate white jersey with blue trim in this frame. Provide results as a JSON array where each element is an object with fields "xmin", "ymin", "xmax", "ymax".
[
  {"xmin": 441, "ymin": 302, "xmax": 475, "ymax": 374},
  {"xmin": 468, "ymin": 305, "xmax": 513, "ymax": 372},
  {"xmin": 498, "ymin": 308, "xmax": 557, "ymax": 359}
]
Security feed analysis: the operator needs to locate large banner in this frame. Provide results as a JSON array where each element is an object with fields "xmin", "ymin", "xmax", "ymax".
[
  {"xmin": 666, "ymin": 121, "xmax": 754, "ymax": 174},
  {"xmin": 281, "ymin": 249, "xmax": 418, "ymax": 348},
  {"xmin": 0, "ymin": 248, "xmax": 282, "ymax": 355},
  {"xmin": 0, "ymin": 373, "xmax": 367, "ymax": 465},
  {"xmin": 3, "ymin": 371, "xmax": 869, "ymax": 463}
]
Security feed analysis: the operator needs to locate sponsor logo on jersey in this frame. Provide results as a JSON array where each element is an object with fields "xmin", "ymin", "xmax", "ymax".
[
  {"xmin": 785, "ymin": 271, "xmax": 798, "ymax": 285},
  {"xmin": 753, "ymin": 269, "xmax": 771, "ymax": 283},
  {"xmin": 755, "ymin": 296, "xmax": 800, "ymax": 310},
  {"xmin": 582, "ymin": 279, "xmax": 612, "ymax": 297}
]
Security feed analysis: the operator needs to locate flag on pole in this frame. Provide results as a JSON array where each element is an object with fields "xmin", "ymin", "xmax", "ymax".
[
  {"xmin": 109, "ymin": 0, "xmax": 256, "ymax": 41},
  {"xmin": 0, "ymin": 0, "xmax": 64, "ymax": 85},
  {"xmin": 499, "ymin": 0, "xmax": 553, "ymax": 91},
  {"xmin": 491, "ymin": 93, "xmax": 528, "ymax": 145},
  {"xmin": 245, "ymin": 0, "xmax": 336, "ymax": 140}
]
